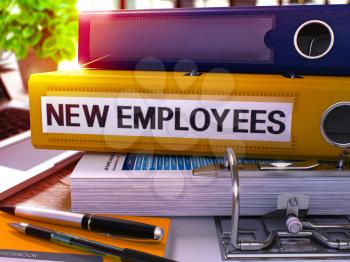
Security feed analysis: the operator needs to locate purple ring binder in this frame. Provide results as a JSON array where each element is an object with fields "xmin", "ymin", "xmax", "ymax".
[{"xmin": 79, "ymin": 5, "xmax": 350, "ymax": 76}]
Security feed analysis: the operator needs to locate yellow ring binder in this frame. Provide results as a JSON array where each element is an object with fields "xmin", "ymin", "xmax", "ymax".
[{"xmin": 29, "ymin": 70, "xmax": 350, "ymax": 159}]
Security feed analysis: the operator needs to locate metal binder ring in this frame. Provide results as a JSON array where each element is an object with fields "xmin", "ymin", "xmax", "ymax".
[
  {"xmin": 337, "ymin": 149, "xmax": 350, "ymax": 170},
  {"xmin": 224, "ymin": 148, "xmax": 240, "ymax": 249},
  {"xmin": 221, "ymin": 149, "xmax": 350, "ymax": 255}
]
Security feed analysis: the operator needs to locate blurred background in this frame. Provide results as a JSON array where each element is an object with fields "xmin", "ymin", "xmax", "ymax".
[
  {"xmin": 0, "ymin": 0, "xmax": 349, "ymax": 91},
  {"xmin": 79, "ymin": 0, "xmax": 350, "ymax": 10}
]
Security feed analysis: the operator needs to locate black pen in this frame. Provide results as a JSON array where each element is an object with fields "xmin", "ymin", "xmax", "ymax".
[
  {"xmin": 0, "ymin": 205, "xmax": 163, "ymax": 240},
  {"xmin": 9, "ymin": 223, "xmax": 176, "ymax": 262}
]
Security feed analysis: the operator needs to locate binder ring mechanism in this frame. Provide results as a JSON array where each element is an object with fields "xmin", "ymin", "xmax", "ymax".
[{"xmin": 212, "ymin": 148, "xmax": 350, "ymax": 255}]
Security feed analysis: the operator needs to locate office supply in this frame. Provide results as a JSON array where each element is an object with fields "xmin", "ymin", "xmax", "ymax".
[
  {"xmin": 213, "ymin": 148, "xmax": 350, "ymax": 260},
  {"xmin": 79, "ymin": 5, "xmax": 350, "ymax": 76},
  {"xmin": 0, "ymin": 205, "xmax": 163, "ymax": 240},
  {"xmin": 0, "ymin": 249, "xmax": 101, "ymax": 262},
  {"xmin": 70, "ymin": 151, "xmax": 350, "ymax": 216},
  {"xmin": 4, "ymin": 148, "xmax": 345, "ymax": 262},
  {"xmin": 9, "ymin": 223, "xmax": 175, "ymax": 262},
  {"xmin": 0, "ymin": 212, "xmax": 171, "ymax": 262},
  {"xmin": 0, "ymin": 74, "xmax": 81, "ymax": 201},
  {"xmin": 29, "ymin": 69, "xmax": 350, "ymax": 159}
]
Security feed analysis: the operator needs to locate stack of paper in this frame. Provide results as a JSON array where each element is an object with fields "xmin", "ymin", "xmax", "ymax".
[{"xmin": 71, "ymin": 153, "xmax": 350, "ymax": 216}]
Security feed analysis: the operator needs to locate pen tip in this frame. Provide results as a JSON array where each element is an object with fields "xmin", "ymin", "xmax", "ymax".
[
  {"xmin": 0, "ymin": 205, "xmax": 15, "ymax": 214},
  {"xmin": 8, "ymin": 223, "xmax": 26, "ymax": 233}
]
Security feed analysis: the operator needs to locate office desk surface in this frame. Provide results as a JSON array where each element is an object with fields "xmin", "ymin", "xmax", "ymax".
[
  {"xmin": 2, "ymin": 60, "xmax": 350, "ymax": 262},
  {"xmin": 0, "ymin": 163, "xmax": 75, "ymax": 210},
  {"xmin": 0, "ymin": 165, "xmax": 224, "ymax": 262},
  {"xmin": 2, "ymin": 166, "xmax": 350, "ymax": 262}
]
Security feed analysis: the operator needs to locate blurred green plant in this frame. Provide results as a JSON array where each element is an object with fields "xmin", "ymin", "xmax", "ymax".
[{"xmin": 0, "ymin": 0, "xmax": 78, "ymax": 63}]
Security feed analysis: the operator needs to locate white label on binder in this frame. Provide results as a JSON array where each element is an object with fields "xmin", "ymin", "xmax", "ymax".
[{"xmin": 41, "ymin": 97, "xmax": 293, "ymax": 142}]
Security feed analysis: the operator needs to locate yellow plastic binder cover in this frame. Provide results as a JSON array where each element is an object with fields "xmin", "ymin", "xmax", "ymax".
[
  {"xmin": 0, "ymin": 212, "xmax": 170, "ymax": 261},
  {"xmin": 29, "ymin": 70, "xmax": 350, "ymax": 159}
]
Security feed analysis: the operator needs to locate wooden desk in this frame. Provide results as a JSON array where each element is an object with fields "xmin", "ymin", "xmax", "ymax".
[
  {"xmin": 0, "ymin": 62, "xmax": 77, "ymax": 210},
  {"xmin": 0, "ymin": 162, "xmax": 78, "ymax": 210}
]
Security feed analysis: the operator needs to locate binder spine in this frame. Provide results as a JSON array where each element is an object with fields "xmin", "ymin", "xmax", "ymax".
[
  {"xmin": 29, "ymin": 70, "xmax": 350, "ymax": 159},
  {"xmin": 78, "ymin": 5, "xmax": 350, "ymax": 75}
]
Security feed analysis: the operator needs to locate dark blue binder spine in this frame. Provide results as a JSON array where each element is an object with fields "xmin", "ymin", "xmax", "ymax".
[{"xmin": 78, "ymin": 5, "xmax": 350, "ymax": 76}]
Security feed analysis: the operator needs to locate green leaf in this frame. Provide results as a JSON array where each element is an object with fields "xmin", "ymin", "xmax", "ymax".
[
  {"xmin": 60, "ymin": 42, "xmax": 76, "ymax": 61},
  {"xmin": 53, "ymin": 24, "xmax": 65, "ymax": 34},
  {"xmin": 42, "ymin": 36, "xmax": 57, "ymax": 52},
  {"xmin": 1, "ymin": 0, "xmax": 78, "ymax": 61},
  {"xmin": 47, "ymin": 18, "xmax": 61, "ymax": 32},
  {"xmin": 14, "ymin": 44, "xmax": 28, "ymax": 59},
  {"xmin": 22, "ymin": 26, "xmax": 34, "ymax": 38},
  {"xmin": 66, "ymin": 21, "xmax": 78, "ymax": 36},
  {"xmin": 28, "ymin": 30, "xmax": 42, "ymax": 45},
  {"xmin": 0, "ymin": 0, "xmax": 12, "ymax": 12},
  {"xmin": 15, "ymin": 13, "xmax": 34, "ymax": 25}
]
